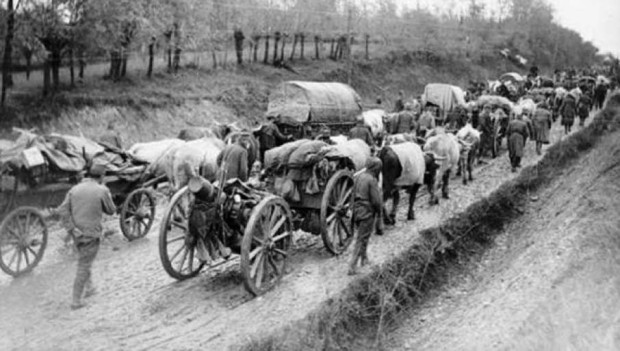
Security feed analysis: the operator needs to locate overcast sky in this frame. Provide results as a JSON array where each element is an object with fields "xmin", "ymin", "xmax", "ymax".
[{"xmin": 395, "ymin": 0, "xmax": 620, "ymax": 57}]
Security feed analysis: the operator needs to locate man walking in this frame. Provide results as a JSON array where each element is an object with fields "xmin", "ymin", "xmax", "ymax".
[
  {"xmin": 349, "ymin": 116, "xmax": 375, "ymax": 147},
  {"xmin": 217, "ymin": 140, "xmax": 250, "ymax": 182},
  {"xmin": 56, "ymin": 163, "xmax": 116, "ymax": 310},
  {"xmin": 348, "ymin": 157, "xmax": 383, "ymax": 276},
  {"xmin": 506, "ymin": 113, "xmax": 530, "ymax": 172}
]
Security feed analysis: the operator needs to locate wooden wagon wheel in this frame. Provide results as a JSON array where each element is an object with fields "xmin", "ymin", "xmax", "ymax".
[
  {"xmin": 120, "ymin": 188, "xmax": 156, "ymax": 241},
  {"xmin": 158, "ymin": 186, "xmax": 205, "ymax": 280},
  {"xmin": 320, "ymin": 170, "xmax": 355, "ymax": 255},
  {"xmin": 0, "ymin": 207, "xmax": 48, "ymax": 277},
  {"xmin": 240, "ymin": 196, "xmax": 292, "ymax": 296}
]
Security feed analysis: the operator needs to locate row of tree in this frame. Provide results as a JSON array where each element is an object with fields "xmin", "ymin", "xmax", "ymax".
[{"xmin": 0, "ymin": 0, "xmax": 611, "ymax": 106}]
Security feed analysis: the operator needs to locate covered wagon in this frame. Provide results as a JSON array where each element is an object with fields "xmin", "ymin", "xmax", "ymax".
[
  {"xmin": 265, "ymin": 81, "xmax": 363, "ymax": 138},
  {"xmin": 420, "ymin": 83, "xmax": 467, "ymax": 124}
]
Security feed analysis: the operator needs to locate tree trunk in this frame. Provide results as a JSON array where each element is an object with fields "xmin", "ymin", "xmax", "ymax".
[
  {"xmin": 43, "ymin": 53, "xmax": 51, "ymax": 96},
  {"xmin": 280, "ymin": 34, "xmax": 286, "ymax": 62},
  {"xmin": 26, "ymin": 55, "xmax": 32, "ymax": 80},
  {"xmin": 212, "ymin": 49, "xmax": 217, "ymax": 69},
  {"xmin": 173, "ymin": 48, "xmax": 181, "ymax": 72},
  {"xmin": 253, "ymin": 35, "xmax": 260, "ymax": 62},
  {"xmin": 263, "ymin": 35, "xmax": 270, "ymax": 64},
  {"xmin": 315, "ymin": 36, "xmax": 320, "ymax": 60},
  {"xmin": 147, "ymin": 42, "xmax": 154, "ymax": 77},
  {"xmin": 52, "ymin": 51, "xmax": 61, "ymax": 88},
  {"xmin": 69, "ymin": 48, "xmax": 75, "ymax": 87},
  {"xmin": 330, "ymin": 38, "xmax": 336, "ymax": 59},
  {"xmin": 273, "ymin": 32, "xmax": 280, "ymax": 64},
  {"xmin": 120, "ymin": 49, "xmax": 128, "ymax": 77},
  {"xmin": 1, "ymin": 0, "xmax": 15, "ymax": 107},
  {"xmin": 300, "ymin": 34, "xmax": 305, "ymax": 60},
  {"xmin": 289, "ymin": 34, "xmax": 298, "ymax": 61},
  {"xmin": 167, "ymin": 48, "xmax": 172, "ymax": 72},
  {"xmin": 365, "ymin": 34, "xmax": 370, "ymax": 60},
  {"xmin": 78, "ymin": 52, "xmax": 85, "ymax": 80}
]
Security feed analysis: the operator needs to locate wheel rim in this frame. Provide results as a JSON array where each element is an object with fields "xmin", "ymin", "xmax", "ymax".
[
  {"xmin": 158, "ymin": 187, "xmax": 204, "ymax": 280},
  {"xmin": 321, "ymin": 171, "xmax": 355, "ymax": 255},
  {"xmin": 242, "ymin": 197, "xmax": 291, "ymax": 296},
  {"xmin": 0, "ymin": 207, "xmax": 48, "ymax": 277},
  {"xmin": 121, "ymin": 188, "xmax": 156, "ymax": 241}
]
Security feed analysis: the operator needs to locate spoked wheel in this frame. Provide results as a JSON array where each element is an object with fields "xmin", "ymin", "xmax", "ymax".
[
  {"xmin": 0, "ymin": 207, "xmax": 48, "ymax": 277},
  {"xmin": 320, "ymin": 170, "xmax": 355, "ymax": 255},
  {"xmin": 158, "ymin": 186, "xmax": 205, "ymax": 280},
  {"xmin": 241, "ymin": 196, "xmax": 292, "ymax": 296},
  {"xmin": 120, "ymin": 188, "xmax": 156, "ymax": 241}
]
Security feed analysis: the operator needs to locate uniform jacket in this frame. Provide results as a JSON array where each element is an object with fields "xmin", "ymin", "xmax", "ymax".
[
  {"xmin": 353, "ymin": 172, "xmax": 382, "ymax": 221},
  {"xmin": 349, "ymin": 124, "xmax": 375, "ymax": 146},
  {"xmin": 217, "ymin": 144, "xmax": 249, "ymax": 182}
]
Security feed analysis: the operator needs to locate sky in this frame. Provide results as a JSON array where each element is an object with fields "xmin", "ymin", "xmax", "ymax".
[{"xmin": 394, "ymin": 0, "xmax": 620, "ymax": 57}]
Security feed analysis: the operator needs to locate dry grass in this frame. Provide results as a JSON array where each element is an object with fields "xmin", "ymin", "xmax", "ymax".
[{"xmin": 235, "ymin": 93, "xmax": 620, "ymax": 351}]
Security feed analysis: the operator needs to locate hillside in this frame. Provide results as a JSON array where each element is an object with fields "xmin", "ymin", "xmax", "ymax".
[{"xmin": 0, "ymin": 53, "xmax": 521, "ymax": 145}]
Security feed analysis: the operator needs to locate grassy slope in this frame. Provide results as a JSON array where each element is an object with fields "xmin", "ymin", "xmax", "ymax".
[{"xmin": 1, "ymin": 54, "xmax": 519, "ymax": 145}]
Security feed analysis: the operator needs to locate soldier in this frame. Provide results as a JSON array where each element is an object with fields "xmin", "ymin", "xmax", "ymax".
[
  {"xmin": 54, "ymin": 163, "xmax": 116, "ymax": 310},
  {"xmin": 348, "ymin": 157, "xmax": 383, "ymax": 276},
  {"xmin": 418, "ymin": 104, "xmax": 437, "ymax": 138},
  {"xmin": 391, "ymin": 103, "xmax": 417, "ymax": 135},
  {"xmin": 506, "ymin": 113, "xmax": 530, "ymax": 172},
  {"xmin": 348, "ymin": 116, "xmax": 375, "ymax": 147},
  {"xmin": 256, "ymin": 115, "xmax": 291, "ymax": 163},
  {"xmin": 393, "ymin": 90, "xmax": 405, "ymax": 112},
  {"xmin": 217, "ymin": 140, "xmax": 249, "ymax": 182}
]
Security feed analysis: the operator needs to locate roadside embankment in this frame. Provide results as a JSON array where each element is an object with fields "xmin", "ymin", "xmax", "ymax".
[{"xmin": 237, "ymin": 94, "xmax": 620, "ymax": 351}]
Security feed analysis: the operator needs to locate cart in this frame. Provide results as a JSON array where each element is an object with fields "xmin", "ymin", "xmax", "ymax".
[
  {"xmin": 157, "ymin": 140, "xmax": 361, "ymax": 295},
  {"xmin": 0, "ymin": 132, "xmax": 164, "ymax": 277}
]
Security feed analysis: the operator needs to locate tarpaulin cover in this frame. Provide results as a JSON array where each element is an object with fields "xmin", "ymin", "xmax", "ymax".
[
  {"xmin": 264, "ymin": 139, "xmax": 312, "ymax": 171},
  {"xmin": 322, "ymin": 139, "xmax": 370, "ymax": 171},
  {"xmin": 499, "ymin": 72, "xmax": 525, "ymax": 84},
  {"xmin": 266, "ymin": 81, "xmax": 362, "ymax": 124},
  {"xmin": 476, "ymin": 95, "xmax": 514, "ymax": 112},
  {"xmin": 421, "ymin": 83, "xmax": 466, "ymax": 114},
  {"xmin": 389, "ymin": 142, "xmax": 425, "ymax": 187}
]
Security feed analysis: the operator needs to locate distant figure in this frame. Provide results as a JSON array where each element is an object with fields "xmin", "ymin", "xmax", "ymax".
[
  {"xmin": 256, "ymin": 115, "xmax": 291, "ymax": 162},
  {"xmin": 54, "ymin": 163, "xmax": 116, "ymax": 310},
  {"xmin": 393, "ymin": 90, "xmax": 405, "ymax": 113},
  {"xmin": 349, "ymin": 116, "xmax": 375, "ymax": 147},
  {"xmin": 391, "ymin": 103, "xmax": 417, "ymax": 135},
  {"xmin": 577, "ymin": 94, "xmax": 591, "ymax": 126},
  {"xmin": 348, "ymin": 157, "xmax": 383, "ymax": 276},
  {"xmin": 375, "ymin": 96, "xmax": 382, "ymax": 107},
  {"xmin": 417, "ymin": 104, "xmax": 437, "ymax": 137},
  {"xmin": 477, "ymin": 105, "xmax": 493, "ymax": 157},
  {"xmin": 532, "ymin": 102, "xmax": 553, "ymax": 155},
  {"xmin": 217, "ymin": 141, "xmax": 249, "ymax": 182},
  {"xmin": 559, "ymin": 94, "xmax": 577, "ymax": 134},
  {"xmin": 506, "ymin": 113, "xmax": 530, "ymax": 172}
]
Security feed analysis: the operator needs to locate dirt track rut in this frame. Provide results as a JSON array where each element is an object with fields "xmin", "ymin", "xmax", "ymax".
[{"xmin": 0, "ymin": 121, "xmax": 580, "ymax": 351}]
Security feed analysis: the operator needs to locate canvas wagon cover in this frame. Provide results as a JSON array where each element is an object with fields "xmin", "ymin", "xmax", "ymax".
[
  {"xmin": 266, "ymin": 81, "xmax": 363, "ymax": 124},
  {"xmin": 421, "ymin": 83, "xmax": 466, "ymax": 113}
]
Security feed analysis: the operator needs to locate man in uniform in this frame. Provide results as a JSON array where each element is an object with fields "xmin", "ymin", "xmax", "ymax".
[
  {"xmin": 391, "ymin": 103, "xmax": 417, "ymax": 135},
  {"xmin": 348, "ymin": 157, "xmax": 383, "ymax": 276},
  {"xmin": 506, "ymin": 113, "xmax": 530, "ymax": 172},
  {"xmin": 255, "ymin": 115, "xmax": 291, "ymax": 163},
  {"xmin": 55, "ymin": 163, "xmax": 116, "ymax": 310},
  {"xmin": 348, "ymin": 116, "xmax": 375, "ymax": 147},
  {"xmin": 477, "ymin": 104, "xmax": 493, "ymax": 157},
  {"xmin": 217, "ymin": 140, "xmax": 249, "ymax": 182},
  {"xmin": 417, "ymin": 104, "xmax": 437, "ymax": 138},
  {"xmin": 393, "ymin": 90, "xmax": 405, "ymax": 112}
]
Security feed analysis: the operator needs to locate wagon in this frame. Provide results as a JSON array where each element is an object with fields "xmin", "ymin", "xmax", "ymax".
[
  {"xmin": 0, "ymin": 131, "xmax": 164, "ymax": 277},
  {"xmin": 420, "ymin": 83, "xmax": 467, "ymax": 125},
  {"xmin": 157, "ymin": 139, "xmax": 362, "ymax": 295},
  {"xmin": 265, "ymin": 81, "xmax": 363, "ymax": 138}
]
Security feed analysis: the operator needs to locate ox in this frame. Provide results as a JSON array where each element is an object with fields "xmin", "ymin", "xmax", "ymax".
[
  {"xmin": 384, "ymin": 133, "xmax": 418, "ymax": 146},
  {"xmin": 362, "ymin": 109, "xmax": 387, "ymax": 143},
  {"xmin": 169, "ymin": 138, "xmax": 226, "ymax": 190},
  {"xmin": 378, "ymin": 142, "xmax": 438, "ymax": 224},
  {"xmin": 423, "ymin": 132, "xmax": 460, "ymax": 204},
  {"xmin": 455, "ymin": 123, "xmax": 481, "ymax": 185},
  {"xmin": 177, "ymin": 123, "xmax": 240, "ymax": 141},
  {"xmin": 128, "ymin": 139, "xmax": 186, "ymax": 177}
]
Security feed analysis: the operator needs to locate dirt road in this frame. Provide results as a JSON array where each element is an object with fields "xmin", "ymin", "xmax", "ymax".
[
  {"xmin": 0, "ymin": 121, "xmax": 579, "ymax": 351},
  {"xmin": 385, "ymin": 125, "xmax": 620, "ymax": 351}
]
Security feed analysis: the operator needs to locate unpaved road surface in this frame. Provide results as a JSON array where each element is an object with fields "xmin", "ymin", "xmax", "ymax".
[
  {"xmin": 386, "ymin": 124, "xmax": 620, "ymax": 350},
  {"xmin": 0, "ymin": 120, "xmax": 582, "ymax": 351}
]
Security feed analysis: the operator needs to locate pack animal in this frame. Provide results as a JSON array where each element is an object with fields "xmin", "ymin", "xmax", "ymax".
[
  {"xmin": 455, "ymin": 123, "xmax": 481, "ymax": 185},
  {"xmin": 423, "ymin": 132, "xmax": 460, "ymax": 204},
  {"xmin": 378, "ymin": 142, "xmax": 438, "ymax": 224}
]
